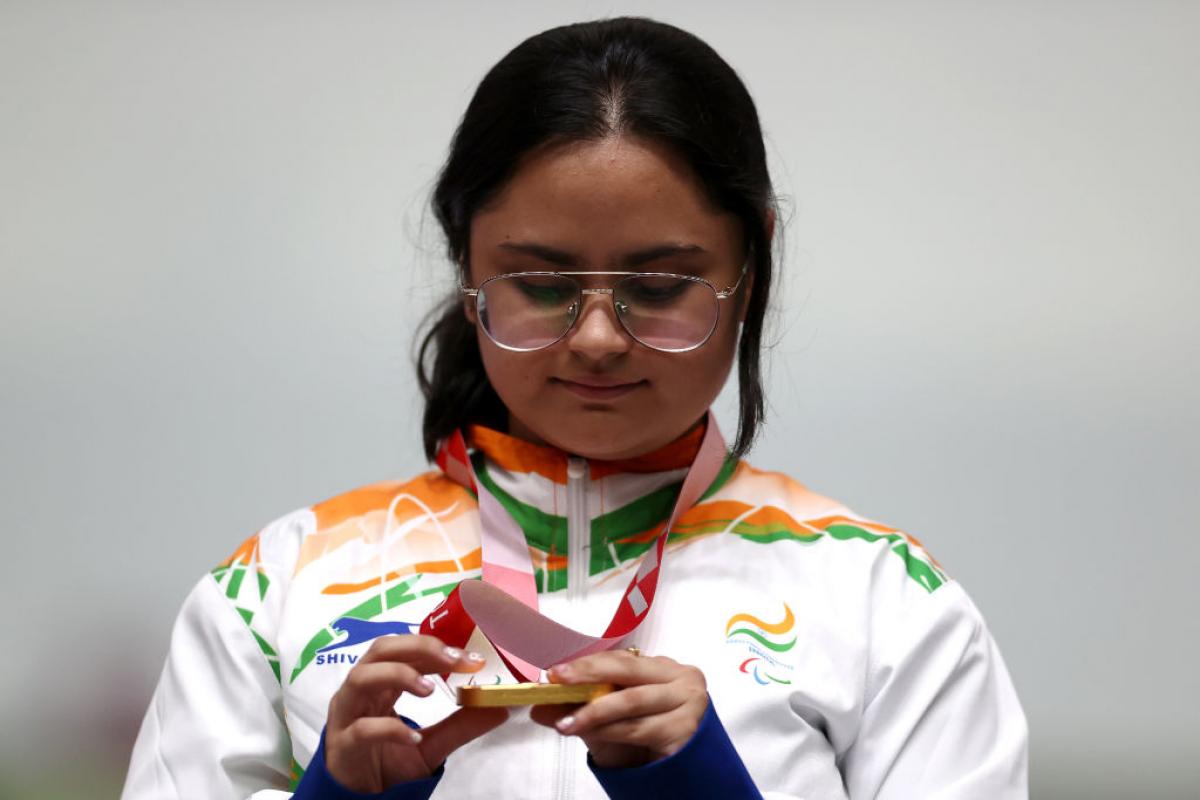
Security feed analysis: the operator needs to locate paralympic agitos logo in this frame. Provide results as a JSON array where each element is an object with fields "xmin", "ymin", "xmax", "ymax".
[{"xmin": 724, "ymin": 603, "xmax": 796, "ymax": 685}]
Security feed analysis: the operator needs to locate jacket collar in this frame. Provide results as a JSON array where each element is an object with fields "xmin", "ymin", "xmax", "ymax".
[
  {"xmin": 466, "ymin": 421, "xmax": 706, "ymax": 485},
  {"xmin": 461, "ymin": 419, "xmax": 733, "ymax": 593}
]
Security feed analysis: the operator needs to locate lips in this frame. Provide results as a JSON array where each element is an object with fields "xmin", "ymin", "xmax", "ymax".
[{"xmin": 554, "ymin": 377, "xmax": 646, "ymax": 401}]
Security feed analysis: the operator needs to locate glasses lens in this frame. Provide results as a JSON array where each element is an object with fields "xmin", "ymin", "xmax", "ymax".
[
  {"xmin": 478, "ymin": 274, "xmax": 578, "ymax": 350},
  {"xmin": 615, "ymin": 275, "xmax": 718, "ymax": 351}
]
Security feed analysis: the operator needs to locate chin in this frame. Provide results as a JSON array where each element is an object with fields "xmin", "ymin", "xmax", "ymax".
[
  {"xmin": 542, "ymin": 427, "xmax": 662, "ymax": 461},
  {"xmin": 507, "ymin": 401, "xmax": 684, "ymax": 461}
]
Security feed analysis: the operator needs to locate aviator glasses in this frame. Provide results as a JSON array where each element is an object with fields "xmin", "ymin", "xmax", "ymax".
[{"xmin": 461, "ymin": 266, "xmax": 747, "ymax": 353}]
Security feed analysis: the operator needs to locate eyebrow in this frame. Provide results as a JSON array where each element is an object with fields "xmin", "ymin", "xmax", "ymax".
[{"xmin": 496, "ymin": 242, "xmax": 707, "ymax": 268}]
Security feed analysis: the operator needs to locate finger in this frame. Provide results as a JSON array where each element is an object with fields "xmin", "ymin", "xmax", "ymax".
[
  {"xmin": 548, "ymin": 652, "xmax": 683, "ymax": 687},
  {"xmin": 579, "ymin": 707, "xmax": 699, "ymax": 757},
  {"xmin": 555, "ymin": 683, "xmax": 683, "ymax": 735},
  {"xmin": 324, "ymin": 715, "xmax": 425, "ymax": 792},
  {"xmin": 329, "ymin": 662, "xmax": 433, "ymax": 727},
  {"xmin": 333, "ymin": 715, "xmax": 425, "ymax": 751},
  {"xmin": 330, "ymin": 667, "xmax": 409, "ymax": 729},
  {"xmin": 528, "ymin": 703, "xmax": 578, "ymax": 729},
  {"xmin": 357, "ymin": 634, "xmax": 487, "ymax": 674},
  {"xmin": 418, "ymin": 706, "xmax": 510, "ymax": 768}
]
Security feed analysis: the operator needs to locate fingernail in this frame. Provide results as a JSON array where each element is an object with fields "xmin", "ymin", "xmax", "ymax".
[
  {"xmin": 409, "ymin": 729, "xmax": 423, "ymax": 745},
  {"xmin": 416, "ymin": 676, "xmax": 435, "ymax": 695},
  {"xmin": 555, "ymin": 715, "xmax": 576, "ymax": 733},
  {"xmin": 550, "ymin": 663, "xmax": 571, "ymax": 679},
  {"xmin": 465, "ymin": 650, "xmax": 485, "ymax": 663},
  {"xmin": 443, "ymin": 646, "xmax": 462, "ymax": 660}
]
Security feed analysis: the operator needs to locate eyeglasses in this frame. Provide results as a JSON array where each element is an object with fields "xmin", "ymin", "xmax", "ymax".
[{"xmin": 460, "ymin": 266, "xmax": 747, "ymax": 353}]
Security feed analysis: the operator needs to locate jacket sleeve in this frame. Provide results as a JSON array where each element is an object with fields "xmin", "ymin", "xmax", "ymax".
[
  {"xmin": 121, "ymin": 574, "xmax": 294, "ymax": 800},
  {"xmin": 840, "ymin": 579, "xmax": 1029, "ymax": 799}
]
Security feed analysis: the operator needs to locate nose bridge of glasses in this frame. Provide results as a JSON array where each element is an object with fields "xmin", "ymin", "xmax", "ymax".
[
  {"xmin": 574, "ymin": 285, "xmax": 621, "ymax": 321},
  {"xmin": 568, "ymin": 283, "xmax": 633, "ymax": 345}
]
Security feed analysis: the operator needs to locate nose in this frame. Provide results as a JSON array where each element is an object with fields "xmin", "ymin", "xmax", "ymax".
[{"xmin": 565, "ymin": 292, "xmax": 633, "ymax": 361}]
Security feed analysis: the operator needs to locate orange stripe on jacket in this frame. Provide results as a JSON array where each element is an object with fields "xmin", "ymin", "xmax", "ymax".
[
  {"xmin": 312, "ymin": 474, "xmax": 471, "ymax": 531},
  {"xmin": 321, "ymin": 547, "xmax": 484, "ymax": 595},
  {"xmin": 218, "ymin": 532, "xmax": 260, "ymax": 568}
]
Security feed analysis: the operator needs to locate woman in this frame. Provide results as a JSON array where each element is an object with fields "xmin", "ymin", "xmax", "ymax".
[{"xmin": 122, "ymin": 17, "xmax": 1028, "ymax": 799}]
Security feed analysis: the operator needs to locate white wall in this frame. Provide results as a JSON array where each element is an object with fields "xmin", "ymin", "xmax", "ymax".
[{"xmin": 1, "ymin": 1, "xmax": 1196, "ymax": 796}]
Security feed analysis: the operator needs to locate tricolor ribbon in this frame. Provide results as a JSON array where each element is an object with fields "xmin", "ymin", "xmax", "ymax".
[{"xmin": 421, "ymin": 412, "xmax": 728, "ymax": 682}]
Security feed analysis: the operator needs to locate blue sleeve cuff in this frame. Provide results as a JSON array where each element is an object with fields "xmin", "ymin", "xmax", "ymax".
[
  {"xmin": 588, "ymin": 697, "xmax": 762, "ymax": 799},
  {"xmin": 293, "ymin": 725, "xmax": 444, "ymax": 800}
]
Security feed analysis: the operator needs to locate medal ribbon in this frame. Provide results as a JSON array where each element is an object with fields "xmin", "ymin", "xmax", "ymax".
[{"xmin": 420, "ymin": 412, "xmax": 728, "ymax": 682}]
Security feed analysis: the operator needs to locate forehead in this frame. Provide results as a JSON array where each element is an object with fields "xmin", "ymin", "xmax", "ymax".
[{"xmin": 469, "ymin": 136, "xmax": 743, "ymax": 267}]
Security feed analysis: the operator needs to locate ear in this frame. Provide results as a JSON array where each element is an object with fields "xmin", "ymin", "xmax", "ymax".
[
  {"xmin": 459, "ymin": 259, "xmax": 479, "ymax": 326},
  {"xmin": 462, "ymin": 294, "xmax": 478, "ymax": 325}
]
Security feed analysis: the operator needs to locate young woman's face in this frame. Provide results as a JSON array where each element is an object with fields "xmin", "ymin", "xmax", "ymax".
[{"xmin": 466, "ymin": 136, "xmax": 748, "ymax": 460}]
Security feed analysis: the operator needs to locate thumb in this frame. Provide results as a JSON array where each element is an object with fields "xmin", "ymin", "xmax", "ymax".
[{"xmin": 418, "ymin": 706, "xmax": 510, "ymax": 769}]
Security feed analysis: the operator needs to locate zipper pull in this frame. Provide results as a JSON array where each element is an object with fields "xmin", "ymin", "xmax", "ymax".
[{"xmin": 567, "ymin": 457, "xmax": 586, "ymax": 480}]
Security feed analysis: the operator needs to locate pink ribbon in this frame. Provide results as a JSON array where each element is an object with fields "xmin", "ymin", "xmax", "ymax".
[{"xmin": 424, "ymin": 412, "xmax": 728, "ymax": 680}]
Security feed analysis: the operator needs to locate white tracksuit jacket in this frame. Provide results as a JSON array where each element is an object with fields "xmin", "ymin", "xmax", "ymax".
[{"xmin": 122, "ymin": 424, "xmax": 1028, "ymax": 799}]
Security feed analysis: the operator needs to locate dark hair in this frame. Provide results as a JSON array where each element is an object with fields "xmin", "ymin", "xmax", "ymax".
[{"xmin": 418, "ymin": 16, "xmax": 777, "ymax": 461}]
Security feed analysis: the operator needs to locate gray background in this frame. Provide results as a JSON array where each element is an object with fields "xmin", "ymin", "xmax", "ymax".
[{"xmin": 2, "ymin": 1, "xmax": 1197, "ymax": 797}]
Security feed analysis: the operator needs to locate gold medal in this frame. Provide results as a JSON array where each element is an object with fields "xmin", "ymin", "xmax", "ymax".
[{"xmin": 456, "ymin": 682, "xmax": 614, "ymax": 707}]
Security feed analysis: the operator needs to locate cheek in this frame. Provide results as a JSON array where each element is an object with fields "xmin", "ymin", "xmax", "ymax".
[
  {"xmin": 699, "ymin": 326, "xmax": 741, "ymax": 398},
  {"xmin": 477, "ymin": 335, "xmax": 543, "ymax": 399},
  {"xmin": 652, "ymin": 327, "xmax": 739, "ymax": 401},
  {"xmin": 693, "ymin": 311, "xmax": 741, "ymax": 368}
]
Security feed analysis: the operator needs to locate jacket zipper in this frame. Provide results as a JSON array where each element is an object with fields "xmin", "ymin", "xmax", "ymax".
[
  {"xmin": 554, "ymin": 456, "xmax": 589, "ymax": 798},
  {"xmin": 566, "ymin": 457, "xmax": 588, "ymax": 604}
]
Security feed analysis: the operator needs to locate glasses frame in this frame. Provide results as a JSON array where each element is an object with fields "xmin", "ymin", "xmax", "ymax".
[{"xmin": 460, "ymin": 264, "xmax": 749, "ymax": 353}]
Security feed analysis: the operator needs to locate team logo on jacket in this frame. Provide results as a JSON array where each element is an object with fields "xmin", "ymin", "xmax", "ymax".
[
  {"xmin": 724, "ymin": 603, "xmax": 796, "ymax": 685},
  {"xmin": 314, "ymin": 616, "xmax": 419, "ymax": 665}
]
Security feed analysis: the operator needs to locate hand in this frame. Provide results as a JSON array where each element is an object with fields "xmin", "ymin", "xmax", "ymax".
[
  {"xmin": 325, "ymin": 635, "xmax": 509, "ymax": 793},
  {"xmin": 529, "ymin": 650, "xmax": 709, "ymax": 769}
]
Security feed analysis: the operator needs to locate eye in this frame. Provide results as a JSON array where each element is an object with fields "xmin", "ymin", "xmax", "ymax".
[
  {"xmin": 514, "ymin": 276, "xmax": 574, "ymax": 306},
  {"xmin": 622, "ymin": 276, "xmax": 692, "ymax": 305}
]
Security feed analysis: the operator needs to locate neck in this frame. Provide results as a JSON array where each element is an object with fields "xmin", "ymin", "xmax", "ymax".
[{"xmin": 503, "ymin": 411, "xmax": 708, "ymax": 463}]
